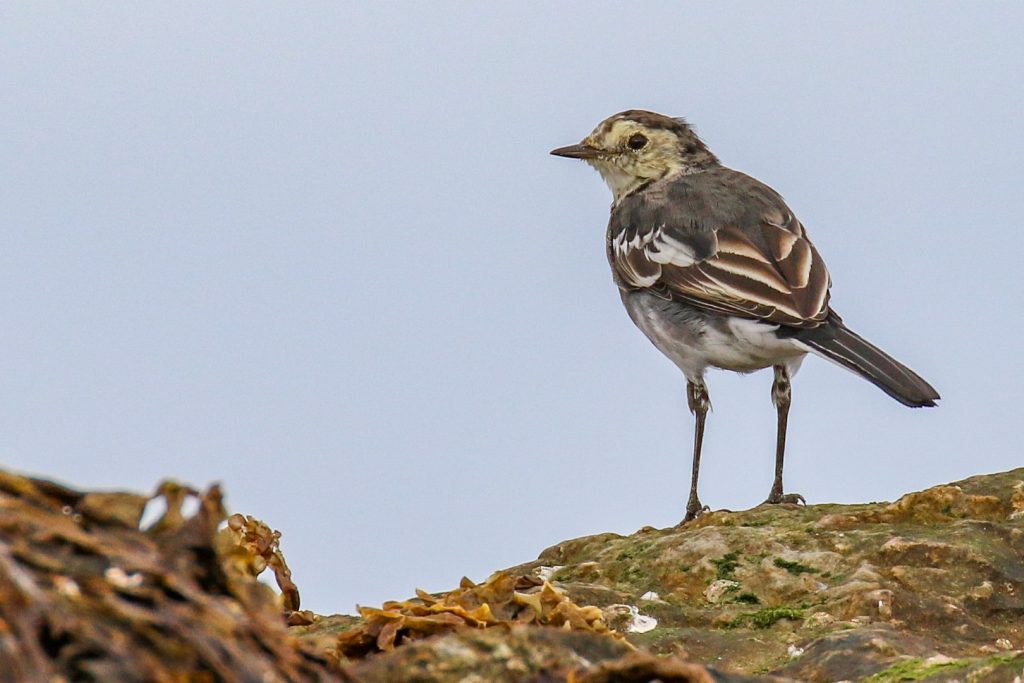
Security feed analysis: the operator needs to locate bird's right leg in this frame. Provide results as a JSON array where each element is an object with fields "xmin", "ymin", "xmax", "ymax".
[
  {"xmin": 684, "ymin": 379, "xmax": 710, "ymax": 522},
  {"xmin": 764, "ymin": 364, "xmax": 805, "ymax": 506}
]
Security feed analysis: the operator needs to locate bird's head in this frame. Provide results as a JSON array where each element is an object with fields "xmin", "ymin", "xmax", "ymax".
[{"xmin": 551, "ymin": 110, "xmax": 718, "ymax": 203}]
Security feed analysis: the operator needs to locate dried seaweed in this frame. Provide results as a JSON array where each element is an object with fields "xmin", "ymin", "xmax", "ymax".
[
  {"xmin": 0, "ymin": 471, "xmax": 339, "ymax": 682},
  {"xmin": 216, "ymin": 512, "xmax": 300, "ymax": 611},
  {"xmin": 336, "ymin": 570, "xmax": 632, "ymax": 660}
]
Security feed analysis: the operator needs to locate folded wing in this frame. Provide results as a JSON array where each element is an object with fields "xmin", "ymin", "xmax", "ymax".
[{"xmin": 611, "ymin": 208, "xmax": 831, "ymax": 328}]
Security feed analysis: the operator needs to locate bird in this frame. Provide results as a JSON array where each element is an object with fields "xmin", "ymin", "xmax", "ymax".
[{"xmin": 551, "ymin": 109, "xmax": 939, "ymax": 522}]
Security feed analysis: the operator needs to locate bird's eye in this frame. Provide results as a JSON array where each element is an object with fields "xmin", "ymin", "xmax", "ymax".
[{"xmin": 627, "ymin": 133, "xmax": 648, "ymax": 150}]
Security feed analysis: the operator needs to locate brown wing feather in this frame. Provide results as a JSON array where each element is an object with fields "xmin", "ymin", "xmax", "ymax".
[{"xmin": 613, "ymin": 212, "xmax": 831, "ymax": 328}]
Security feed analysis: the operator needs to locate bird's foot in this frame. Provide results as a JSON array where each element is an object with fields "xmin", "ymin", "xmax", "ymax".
[
  {"xmin": 762, "ymin": 491, "xmax": 806, "ymax": 506},
  {"xmin": 683, "ymin": 497, "xmax": 710, "ymax": 523}
]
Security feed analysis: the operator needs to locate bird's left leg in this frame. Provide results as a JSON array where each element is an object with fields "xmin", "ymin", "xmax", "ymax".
[
  {"xmin": 683, "ymin": 379, "xmax": 711, "ymax": 522},
  {"xmin": 764, "ymin": 364, "xmax": 805, "ymax": 505}
]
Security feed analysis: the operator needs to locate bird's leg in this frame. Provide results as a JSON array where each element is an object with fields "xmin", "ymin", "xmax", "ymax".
[
  {"xmin": 764, "ymin": 364, "xmax": 805, "ymax": 505},
  {"xmin": 684, "ymin": 379, "xmax": 711, "ymax": 521}
]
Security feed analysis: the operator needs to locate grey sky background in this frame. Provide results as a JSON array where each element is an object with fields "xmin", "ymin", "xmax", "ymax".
[{"xmin": 2, "ymin": 3, "xmax": 1021, "ymax": 615}]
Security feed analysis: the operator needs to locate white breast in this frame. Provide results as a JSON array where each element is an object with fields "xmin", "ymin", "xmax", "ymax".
[{"xmin": 622, "ymin": 291, "xmax": 807, "ymax": 381}]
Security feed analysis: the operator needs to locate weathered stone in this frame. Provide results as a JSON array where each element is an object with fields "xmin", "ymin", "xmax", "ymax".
[
  {"xmin": 492, "ymin": 469, "xmax": 1024, "ymax": 681},
  {"xmin": 6, "ymin": 465, "xmax": 1024, "ymax": 681},
  {"xmin": 704, "ymin": 579, "xmax": 741, "ymax": 604}
]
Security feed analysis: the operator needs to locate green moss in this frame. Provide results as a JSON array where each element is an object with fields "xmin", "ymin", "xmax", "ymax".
[
  {"xmin": 727, "ymin": 606, "xmax": 804, "ymax": 629},
  {"xmin": 863, "ymin": 656, "xmax": 971, "ymax": 682},
  {"xmin": 615, "ymin": 540, "xmax": 653, "ymax": 561},
  {"xmin": 622, "ymin": 565, "xmax": 648, "ymax": 584},
  {"xmin": 551, "ymin": 565, "xmax": 583, "ymax": 582},
  {"xmin": 712, "ymin": 552, "xmax": 740, "ymax": 580},
  {"xmin": 982, "ymin": 653, "xmax": 1024, "ymax": 666},
  {"xmin": 773, "ymin": 557, "xmax": 819, "ymax": 575},
  {"xmin": 969, "ymin": 652, "xmax": 1024, "ymax": 679},
  {"xmin": 750, "ymin": 606, "xmax": 804, "ymax": 628},
  {"xmin": 628, "ymin": 626, "xmax": 689, "ymax": 651}
]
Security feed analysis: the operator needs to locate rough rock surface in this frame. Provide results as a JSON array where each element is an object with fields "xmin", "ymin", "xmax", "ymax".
[
  {"xmin": 4, "ymin": 467, "xmax": 1024, "ymax": 681},
  {"xmin": 306, "ymin": 469, "xmax": 1024, "ymax": 681}
]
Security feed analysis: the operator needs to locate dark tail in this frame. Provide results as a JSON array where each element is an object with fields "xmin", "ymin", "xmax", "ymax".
[{"xmin": 793, "ymin": 318, "xmax": 940, "ymax": 408}]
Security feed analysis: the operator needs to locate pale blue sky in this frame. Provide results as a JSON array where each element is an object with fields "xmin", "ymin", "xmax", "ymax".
[{"xmin": 2, "ymin": 3, "xmax": 1021, "ymax": 615}]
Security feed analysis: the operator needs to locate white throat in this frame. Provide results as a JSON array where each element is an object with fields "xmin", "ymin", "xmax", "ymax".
[{"xmin": 589, "ymin": 160, "xmax": 652, "ymax": 206}]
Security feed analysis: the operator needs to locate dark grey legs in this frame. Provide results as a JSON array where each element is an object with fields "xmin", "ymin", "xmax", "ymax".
[
  {"xmin": 764, "ymin": 364, "xmax": 805, "ymax": 506},
  {"xmin": 684, "ymin": 379, "xmax": 710, "ymax": 521},
  {"xmin": 683, "ymin": 368, "xmax": 803, "ymax": 522}
]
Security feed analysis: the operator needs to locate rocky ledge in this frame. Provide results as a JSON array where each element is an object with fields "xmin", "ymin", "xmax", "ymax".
[
  {"xmin": 302, "ymin": 469, "xmax": 1024, "ymax": 682},
  {"xmin": 2, "ymin": 467, "xmax": 1023, "ymax": 681}
]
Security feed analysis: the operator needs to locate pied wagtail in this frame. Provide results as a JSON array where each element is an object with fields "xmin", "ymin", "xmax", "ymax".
[{"xmin": 551, "ymin": 110, "xmax": 939, "ymax": 521}]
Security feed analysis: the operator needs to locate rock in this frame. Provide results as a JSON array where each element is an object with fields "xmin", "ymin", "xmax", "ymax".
[
  {"xmin": 6, "ymin": 465, "xmax": 1024, "ymax": 682},
  {"xmin": 491, "ymin": 468, "xmax": 1024, "ymax": 681},
  {"xmin": 705, "ymin": 579, "xmax": 741, "ymax": 604},
  {"xmin": 863, "ymin": 589, "xmax": 894, "ymax": 621},
  {"xmin": 603, "ymin": 604, "xmax": 658, "ymax": 633},
  {"xmin": 342, "ymin": 626, "xmax": 633, "ymax": 683},
  {"xmin": 535, "ymin": 565, "xmax": 562, "ymax": 581},
  {"xmin": 802, "ymin": 612, "xmax": 835, "ymax": 629},
  {"xmin": 970, "ymin": 580, "xmax": 995, "ymax": 599}
]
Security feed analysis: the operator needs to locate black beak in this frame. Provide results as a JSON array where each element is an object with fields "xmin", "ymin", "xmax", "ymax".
[{"xmin": 549, "ymin": 143, "xmax": 604, "ymax": 160}]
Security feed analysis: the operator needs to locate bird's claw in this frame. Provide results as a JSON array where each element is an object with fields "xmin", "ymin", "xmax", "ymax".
[
  {"xmin": 762, "ymin": 492, "xmax": 806, "ymax": 506},
  {"xmin": 682, "ymin": 500, "xmax": 711, "ymax": 523}
]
